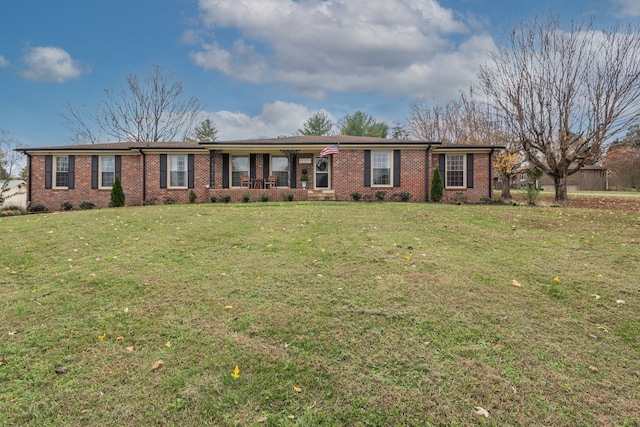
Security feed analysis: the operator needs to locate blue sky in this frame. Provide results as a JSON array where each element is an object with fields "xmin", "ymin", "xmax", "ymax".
[{"xmin": 1, "ymin": 0, "xmax": 638, "ymax": 147}]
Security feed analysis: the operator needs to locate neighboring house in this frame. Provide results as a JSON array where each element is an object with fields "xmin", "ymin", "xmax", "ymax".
[
  {"xmin": 0, "ymin": 180, "xmax": 27, "ymax": 209},
  {"xmin": 495, "ymin": 165, "xmax": 608, "ymax": 192},
  {"xmin": 538, "ymin": 165, "xmax": 608, "ymax": 191},
  {"xmin": 16, "ymin": 136, "xmax": 501, "ymax": 211}
]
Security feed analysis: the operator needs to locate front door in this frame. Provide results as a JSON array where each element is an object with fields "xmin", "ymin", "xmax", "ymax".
[{"xmin": 315, "ymin": 157, "xmax": 330, "ymax": 189}]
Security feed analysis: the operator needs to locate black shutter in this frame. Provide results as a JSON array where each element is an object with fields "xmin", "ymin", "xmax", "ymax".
[
  {"xmin": 115, "ymin": 155, "xmax": 122, "ymax": 180},
  {"xmin": 439, "ymin": 154, "xmax": 446, "ymax": 187},
  {"xmin": 209, "ymin": 151, "xmax": 215, "ymax": 188},
  {"xmin": 91, "ymin": 155, "xmax": 98, "ymax": 189},
  {"xmin": 364, "ymin": 150, "xmax": 371, "ymax": 187},
  {"xmin": 160, "ymin": 154, "xmax": 167, "ymax": 188},
  {"xmin": 466, "ymin": 153, "xmax": 474, "ymax": 188},
  {"xmin": 250, "ymin": 154, "xmax": 256, "ymax": 180},
  {"xmin": 188, "ymin": 154, "xmax": 195, "ymax": 188},
  {"xmin": 393, "ymin": 150, "xmax": 401, "ymax": 187},
  {"xmin": 290, "ymin": 154, "xmax": 297, "ymax": 188},
  {"xmin": 263, "ymin": 154, "xmax": 270, "ymax": 181},
  {"xmin": 68, "ymin": 155, "xmax": 75, "ymax": 189},
  {"xmin": 45, "ymin": 155, "xmax": 52, "ymax": 189},
  {"xmin": 222, "ymin": 154, "xmax": 229, "ymax": 188}
]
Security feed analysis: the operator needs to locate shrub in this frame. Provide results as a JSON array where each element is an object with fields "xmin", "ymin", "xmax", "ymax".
[
  {"xmin": 143, "ymin": 197, "xmax": 158, "ymax": 205},
  {"xmin": 109, "ymin": 176, "xmax": 125, "ymax": 207},
  {"xmin": 163, "ymin": 197, "xmax": 176, "ymax": 205},
  {"xmin": 242, "ymin": 193, "xmax": 251, "ymax": 203},
  {"xmin": 189, "ymin": 190, "xmax": 197, "ymax": 203},
  {"xmin": 220, "ymin": 195, "xmax": 231, "ymax": 203},
  {"xmin": 60, "ymin": 201, "xmax": 74, "ymax": 211},
  {"xmin": 29, "ymin": 204, "xmax": 48, "ymax": 213},
  {"xmin": 392, "ymin": 192, "xmax": 411, "ymax": 202},
  {"xmin": 430, "ymin": 168, "xmax": 443, "ymax": 202},
  {"xmin": 79, "ymin": 201, "xmax": 95, "ymax": 210},
  {"xmin": 350, "ymin": 192, "xmax": 362, "ymax": 201},
  {"xmin": 261, "ymin": 194, "xmax": 270, "ymax": 202},
  {"xmin": 283, "ymin": 193, "xmax": 294, "ymax": 202},
  {"xmin": 210, "ymin": 196, "xmax": 217, "ymax": 203},
  {"xmin": 522, "ymin": 167, "xmax": 543, "ymax": 206},
  {"xmin": 362, "ymin": 194, "xmax": 373, "ymax": 202},
  {"xmin": 375, "ymin": 191, "xmax": 387, "ymax": 201}
]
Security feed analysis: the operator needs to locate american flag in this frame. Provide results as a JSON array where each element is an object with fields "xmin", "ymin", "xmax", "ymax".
[{"xmin": 320, "ymin": 143, "xmax": 339, "ymax": 157}]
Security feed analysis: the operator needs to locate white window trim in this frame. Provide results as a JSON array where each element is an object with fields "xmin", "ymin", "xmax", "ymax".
[
  {"xmin": 99, "ymin": 156, "xmax": 116, "ymax": 189},
  {"xmin": 231, "ymin": 155, "xmax": 249, "ymax": 188},
  {"xmin": 53, "ymin": 156, "xmax": 69, "ymax": 189},
  {"xmin": 168, "ymin": 154, "xmax": 188, "ymax": 188},
  {"xmin": 445, "ymin": 154, "xmax": 466, "ymax": 189},
  {"xmin": 372, "ymin": 151, "xmax": 393, "ymax": 187}
]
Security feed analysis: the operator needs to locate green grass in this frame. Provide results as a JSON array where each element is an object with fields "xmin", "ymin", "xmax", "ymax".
[{"xmin": 1, "ymin": 202, "xmax": 639, "ymax": 426}]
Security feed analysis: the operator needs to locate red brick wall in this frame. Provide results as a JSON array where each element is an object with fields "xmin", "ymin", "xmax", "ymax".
[
  {"xmin": 429, "ymin": 152, "xmax": 494, "ymax": 202},
  {"xmin": 333, "ymin": 150, "xmax": 429, "ymax": 202}
]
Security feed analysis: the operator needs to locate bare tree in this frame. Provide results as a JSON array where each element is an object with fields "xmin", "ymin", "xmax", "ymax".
[
  {"xmin": 408, "ymin": 88, "xmax": 509, "ymax": 145},
  {"xmin": 0, "ymin": 129, "xmax": 22, "ymax": 178},
  {"xmin": 479, "ymin": 16, "xmax": 640, "ymax": 201},
  {"xmin": 62, "ymin": 64, "xmax": 205, "ymax": 144}
]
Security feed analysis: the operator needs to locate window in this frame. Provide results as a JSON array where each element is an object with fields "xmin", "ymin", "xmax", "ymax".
[
  {"xmin": 54, "ymin": 156, "xmax": 69, "ymax": 188},
  {"xmin": 271, "ymin": 156, "xmax": 288, "ymax": 187},
  {"xmin": 100, "ymin": 156, "xmax": 115, "ymax": 188},
  {"xmin": 372, "ymin": 151, "xmax": 391, "ymax": 186},
  {"xmin": 231, "ymin": 156, "xmax": 249, "ymax": 187},
  {"xmin": 446, "ymin": 155, "xmax": 465, "ymax": 188},
  {"xmin": 169, "ymin": 155, "xmax": 187, "ymax": 187}
]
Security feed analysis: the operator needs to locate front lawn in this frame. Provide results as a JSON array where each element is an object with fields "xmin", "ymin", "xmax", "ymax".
[{"xmin": 1, "ymin": 202, "xmax": 638, "ymax": 426}]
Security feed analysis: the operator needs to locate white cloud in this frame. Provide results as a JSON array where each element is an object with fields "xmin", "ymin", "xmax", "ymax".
[
  {"xmin": 204, "ymin": 101, "xmax": 334, "ymax": 140},
  {"xmin": 20, "ymin": 46, "xmax": 85, "ymax": 83},
  {"xmin": 189, "ymin": 0, "xmax": 494, "ymax": 98},
  {"xmin": 612, "ymin": 0, "xmax": 640, "ymax": 16},
  {"xmin": 0, "ymin": 55, "xmax": 9, "ymax": 67}
]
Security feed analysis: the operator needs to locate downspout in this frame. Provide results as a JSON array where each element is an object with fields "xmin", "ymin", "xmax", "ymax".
[
  {"xmin": 140, "ymin": 149, "xmax": 146, "ymax": 204},
  {"xmin": 26, "ymin": 153, "xmax": 32, "ymax": 208},
  {"xmin": 425, "ymin": 145, "xmax": 432, "ymax": 202},
  {"xmin": 489, "ymin": 148, "xmax": 495, "ymax": 199}
]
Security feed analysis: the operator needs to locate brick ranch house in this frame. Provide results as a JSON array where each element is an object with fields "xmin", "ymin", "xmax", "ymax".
[{"xmin": 17, "ymin": 136, "xmax": 500, "ymax": 211}]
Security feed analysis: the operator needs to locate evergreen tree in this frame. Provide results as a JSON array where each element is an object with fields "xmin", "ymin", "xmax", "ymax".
[
  {"xmin": 339, "ymin": 111, "xmax": 389, "ymax": 138},
  {"xmin": 187, "ymin": 118, "xmax": 218, "ymax": 142},
  {"xmin": 430, "ymin": 168, "xmax": 443, "ymax": 202},
  {"xmin": 109, "ymin": 176, "xmax": 125, "ymax": 207},
  {"xmin": 298, "ymin": 112, "xmax": 334, "ymax": 136}
]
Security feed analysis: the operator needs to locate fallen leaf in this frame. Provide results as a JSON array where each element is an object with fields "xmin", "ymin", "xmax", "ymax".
[
  {"xmin": 589, "ymin": 365, "xmax": 599, "ymax": 372},
  {"xmin": 256, "ymin": 417, "xmax": 268, "ymax": 423},
  {"xmin": 616, "ymin": 299, "xmax": 626, "ymax": 304},
  {"xmin": 55, "ymin": 366, "xmax": 68, "ymax": 374},
  {"xmin": 224, "ymin": 305, "xmax": 233, "ymax": 310},
  {"xmin": 116, "ymin": 335, "xmax": 123, "ymax": 341},
  {"xmin": 165, "ymin": 341, "xmax": 171, "ymax": 348},
  {"xmin": 231, "ymin": 365, "xmax": 240, "ymax": 378},
  {"xmin": 474, "ymin": 407, "xmax": 489, "ymax": 417},
  {"xmin": 125, "ymin": 346, "xmax": 134, "ymax": 352},
  {"xmin": 553, "ymin": 276, "xmax": 560, "ymax": 283},
  {"xmin": 591, "ymin": 294, "xmax": 601, "ymax": 300},
  {"xmin": 0, "ymin": 358, "xmax": 5, "ymax": 366},
  {"xmin": 151, "ymin": 360, "xmax": 164, "ymax": 371},
  {"xmin": 98, "ymin": 333, "xmax": 106, "ymax": 341},
  {"xmin": 293, "ymin": 386, "xmax": 302, "ymax": 393},
  {"xmin": 511, "ymin": 280, "xmax": 522, "ymax": 288}
]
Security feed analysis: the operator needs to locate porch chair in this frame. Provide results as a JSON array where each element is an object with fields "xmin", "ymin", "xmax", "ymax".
[
  {"xmin": 240, "ymin": 175, "xmax": 252, "ymax": 188},
  {"xmin": 265, "ymin": 175, "xmax": 278, "ymax": 189}
]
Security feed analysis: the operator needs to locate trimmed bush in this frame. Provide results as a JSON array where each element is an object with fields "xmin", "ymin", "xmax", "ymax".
[
  {"xmin": 350, "ymin": 192, "xmax": 362, "ymax": 201},
  {"xmin": 79, "ymin": 201, "xmax": 95, "ymax": 210},
  {"xmin": 109, "ymin": 176, "xmax": 125, "ymax": 207},
  {"xmin": 375, "ymin": 191, "xmax": 387, "ymax": 201},
  {"xmin": 163, "ymin": 197, "xmax": 176, "ymax": 205},
  {"xmin": 283, "ymin": 193, "xmax": 294, "ymax": 202},
  {"xmin": 430, "ymin": 168, "xmax": 443, "ymax": 202},
  {"xmin": 210, "ymin": 196, "xmax": 217, "ymax": 203},
  {"xmin": 242, "ymin": 194, "xmax": 251, "ymax": 203},
  {"xmin": 29, "ymin": 204, "xmax": 48, "ymax": 213},
  {"xmin": 220, "ymin": 195, "xmax": 231, "ymax": 203},
  {"xmin": 61, "ymin": 201, "xmax": 74, "ymax": 211},
  {"xmin": 189, "ymin": 190, "xmax": 197, "ymax": 203},
  {"xmin": 261, "ymin": 194, "xmax": 270, "ymax": 202}
]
